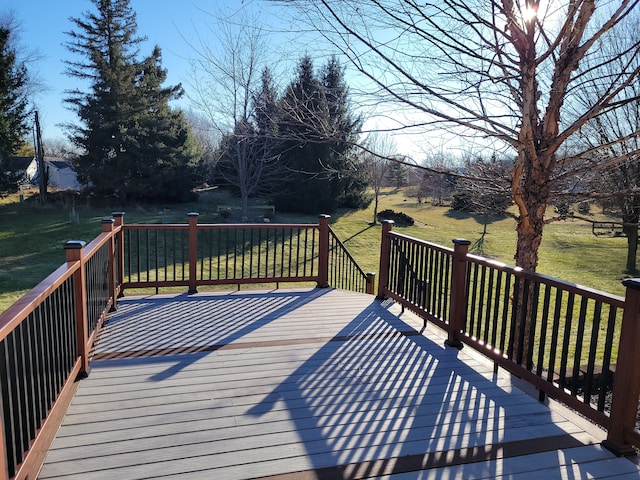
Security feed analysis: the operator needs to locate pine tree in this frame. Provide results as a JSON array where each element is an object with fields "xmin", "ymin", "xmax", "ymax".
[
  {"xmin": 274, "ymin": 56, "xmax": 367, "ymax": 214},
  {"xmin": 126, "ymin": 47, "xmax": 196, "ymax": 201},
  {"xmin": 320, "ymin": 56, "xmax": 368, "ymax": 209},
  {"xmin": 213, "ymin": 66, "xmax": 285, "ymax": 218},
  {"xmin": 0, "ymin": 26, "xmax": 30, "ymax": 192},
  {"xmin": 253, "ymin": 67, "xmax": 279, "ymax": 138},
  {"xmin": 389, "ymin": 161, "xmax": 408, "ymax": 189},
  {"xmin": 65, "ymin": 0, "xmax": 197, "ymax": 202}
]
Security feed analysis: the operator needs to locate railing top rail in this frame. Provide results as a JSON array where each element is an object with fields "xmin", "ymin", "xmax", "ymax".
[
  {"xmin": 123, "ymin": 223, "xmax": 320, "ymax": 231},
  {"xmin": 328, "ymin": 227, "xmax": 368, "ymax": 278},
  {"xmin": 0, "ymin": 262, "xmax": 77, "ymax": 341},
  {"xmin": 197, "ymin": 223, "xmax": 320, "ymax": 230},
  {"xmin": 83, "ymin": 231, "xmax": 114, "ymax": 259},
  {"xmin": 466, "ymin": 252, "xmax": 625, "ymax": 307},
  {"xmin": 123, "ymin": 224, "xmax": 190, "ymax": 230},
  {"xmin": 389, "ymin": 231, "xmax": 454, "ymax": 254}
]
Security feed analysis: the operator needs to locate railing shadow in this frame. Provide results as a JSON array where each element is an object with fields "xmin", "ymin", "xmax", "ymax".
[
  {"xmin": 43, "ymin": 290, "xmax": 637, "ymax": 478},
  {"xmin": 92, "ymin": 288, "xmax": 332, "ymax": 380},
  {"xmin": 340, "ymin": 225, "xmax": 375, "ymax": 244},
  {"xmin": 244, "ymin": 300, "xmax": 586, "ymax": 478}
]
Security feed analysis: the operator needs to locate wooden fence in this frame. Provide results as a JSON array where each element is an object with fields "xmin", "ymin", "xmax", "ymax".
[{"xmin": 377, "ymin": 219, "xmax": 640, "ymax": 456}]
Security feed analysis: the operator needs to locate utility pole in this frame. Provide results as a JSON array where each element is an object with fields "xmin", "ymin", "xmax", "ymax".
[{"xmin": 34, "ymin": 110, "xmax": 47, "ymax": 204}]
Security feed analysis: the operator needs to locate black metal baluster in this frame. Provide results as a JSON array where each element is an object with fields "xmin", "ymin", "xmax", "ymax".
[
  {"xmin": 598, "ymin": 306, "xmax": 618, "ymax": 411},
  {"xmin": 570, "ymin": 297, "xmax": 589, "ymax": 395},
  {"xmin": 546, "ymin": 288, "xmax": 563, "ymax": 383},
  {"xmin": 490, "ymin": 270, "xmax": 503, "ymax": 349},
  {"xmin": 536, "ymin": 285, "xmax": 552, "ymax": 377},
  {"xmin": 499, "ymin": 273, "xmax": 512, "ymax": 354},
  {"xmin": 583, "ymin": 300, "xmax": 602, "ymax": 405},
  {"xmin": 558, "ymin": 292, "xmax": 575, "ymax": 389},
  {"xmin": 526, "ymin": 282, "xmax": 540, "ymax": 371}
]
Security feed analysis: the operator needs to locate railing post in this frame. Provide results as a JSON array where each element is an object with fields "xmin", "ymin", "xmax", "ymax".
[
  {"xmin": 102, "ymin": 218, "xmax": 117, "ymax": 312},
  {"xmin": 188, "ymin": 212, "xmax": 199, "ymax": 294},
  {"xmin": 65, "ymin": 240, "xmax": 89, "ymax": 378},
  {"xmin": 112, "ymin": 212, "xmax": 125, "ymax": 297},
  {"xmin": 445, "ymin": 238, "xmax": 470, "ymax": 350},
  {"xmin": 366, "ymin": 272, "xmax": 376, "ymax": 296},
  {"xmin": 317, "ymin": 214, "xmax": 331, "ymax": 288},
  {"xmin": 603, "ymin": 278, "xmax": 640, "ymax": 456},
  {"xmin": 377, "ymin": 220, "xmax": 394, "ymax": 299}
]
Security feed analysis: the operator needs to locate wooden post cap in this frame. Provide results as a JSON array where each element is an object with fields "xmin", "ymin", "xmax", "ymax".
[
  {"xmin": 452, "ymin": 238, "xmax": 471, "ymax": 246},
  {"xmin": 64, "ymin": 240, "xmax": 86, "ymax": 250},
  {"xmin": 622, "ymin": 278, "xmax": 640, "ymax": 291}
]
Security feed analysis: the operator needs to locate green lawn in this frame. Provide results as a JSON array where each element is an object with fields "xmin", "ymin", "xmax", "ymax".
[
  {"xmin": 0, "ymin": 187, "xmax": 630, "ymax": 314},
  {"xmin": 329, "ymin": 189, "xmax": 630, "ymax": 298}
]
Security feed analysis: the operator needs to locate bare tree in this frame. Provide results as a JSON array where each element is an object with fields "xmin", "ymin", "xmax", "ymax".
[
  {"xmin": 187, "ymin": 9, "xmax": 263, "ymax": 133},
  {"xmin": 421, "ymin": 154, "xmax": 458, "ymax": 206},
  {"xmin": 570, "ymin": 19, "xmax": 640, "ymax": 273},
  {"xmin": 0, "ymin": 10, "xmax": 43, "ymax": 103},
  {"xmin": 187, "ymin": 9, "xmax": 283, "ymax": 219},
  {"xmin": 361, "ymin": 133, "xmax": 394, "ymax": 224},
  {"xmin": 45, "ymin": 137, "xmax": 78, "ymax": 158},
  {"xmin": 273, "ymin": 0, "xmax": 640, "ymax": 272}
]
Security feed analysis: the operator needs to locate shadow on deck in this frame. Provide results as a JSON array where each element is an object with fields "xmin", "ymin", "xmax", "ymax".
[{"xmin": 39, "ymin": 288, "xmax": 640, "ymax": 479}]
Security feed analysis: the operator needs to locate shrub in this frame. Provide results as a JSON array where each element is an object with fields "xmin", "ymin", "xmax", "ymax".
[
  {"xmin": 377, "ymin": 209, "xmax": 415, "ymax": 227},
  {"xmin": 578, "ymin": 201, "xmax": 591, "ymax": 215}
]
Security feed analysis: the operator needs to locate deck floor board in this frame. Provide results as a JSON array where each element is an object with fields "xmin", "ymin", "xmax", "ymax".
[{"xmin": 39, "ymin": 288, "xmax": 640, "ymax": 479}]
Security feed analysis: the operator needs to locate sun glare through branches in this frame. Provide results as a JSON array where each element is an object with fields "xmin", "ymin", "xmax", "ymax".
[{"xmin": 521, "ymin": 6, "xmax": 538, "ymax": 22}]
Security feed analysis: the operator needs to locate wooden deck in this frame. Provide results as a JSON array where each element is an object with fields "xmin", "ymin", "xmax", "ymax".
[{"xmin": 39, "ymin": 288, "xmax": 640, "ymax": 479}]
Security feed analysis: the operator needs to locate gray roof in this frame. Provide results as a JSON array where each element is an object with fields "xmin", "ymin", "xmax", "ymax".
[{"xmin": 3, "ymin": 156, "xmax": 34, "ymax": 171}]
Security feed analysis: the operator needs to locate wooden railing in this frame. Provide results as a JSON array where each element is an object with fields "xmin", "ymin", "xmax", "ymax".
[
  {"xmin": 121, "ymin": 213, "xmax": 373, "ymax": 295},
  {"xmin": 10, "ymin": 211, "xmax": 640, "ymax": 479},
  {"xmin": 377, "ymin": 219, "xmax": 640, "ymax": 456},
  {"xmin": 0, "ymin": 212, "xmax": 370, "ymax": 480},
  {"xmin": 0, "ymin": 218, "xmax": 123, "ymax": 480},
  {"xmin": 327, "ymin": 226, "xmax": 375, "ymax": 294}
]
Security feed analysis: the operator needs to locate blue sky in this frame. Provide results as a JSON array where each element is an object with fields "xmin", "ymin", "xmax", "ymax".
[
  {"xmin": 3, "ymin": 0, "xmax": 426, "ymax": 158},
  {"xmin": 4, "ymin": 0, "xmax": 274, "ymax": 142}
]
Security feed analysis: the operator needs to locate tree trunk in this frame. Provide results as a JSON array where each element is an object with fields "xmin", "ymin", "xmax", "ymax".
[
  {"xmin": 512, "ymin": 153, "xmax": 552, "ymax": 272},
  {"xmin": 372, "ymin": 189, "xmax": 379, "ymax": 225},
  {"xmin": 35, "ymin": 111, "xmax": 47, "ymax": 204},
  {"xmin": 510, "ymin": 149, "xmax": 553, "ymax": 363},
  {"xmin": 241, "ymin": 194, "xmax": 249, "ymax": 222},
  {"xmin": 624, "ymin": 218, "xmax": 639, "ymax": 274}
]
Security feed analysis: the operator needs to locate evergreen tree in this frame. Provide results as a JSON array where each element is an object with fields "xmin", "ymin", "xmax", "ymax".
[
  {"xmin": 65, "ymin": 0, "xmax": 197, "ymax": 202},
  {"xmin": 0, "ymin": 26, "xmax": 30, "ymax": 192},
  {"xmin": 275, "ymin": 56, "xmax": 331, "ymax": 213},
  {"xmin": 321, "ymin": 56, "xmax": 368, "ymax": 209},
  {"xmin": 274, "ymin": 56, "xmax": 366, "ymax": 214},
  {"xmin": 253, "ymin": 67, "xmax": 279, "ymax": 138},
  {"xmin": 389, "ymin": 161, "xmax": 408, "ymax": 189},
  {"xmin": 213, "ymin": 67, "xmax": 284, "ymax": 218},
  {"xmin": 126, "ymin": 47, "xmax": 197, "ymax": 201},
  {"xmin": 249, "ymin": 66, "xmax": 284, "ymax": 197}
]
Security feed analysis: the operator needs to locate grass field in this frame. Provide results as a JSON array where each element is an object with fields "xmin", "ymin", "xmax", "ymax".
[
  {"xmin": 0, "ymin": 187, "xmax": 631, "ymax": 314},
  {"xmin": 330, "ymin": 190, "xmax": 630, "ymax": 298}
]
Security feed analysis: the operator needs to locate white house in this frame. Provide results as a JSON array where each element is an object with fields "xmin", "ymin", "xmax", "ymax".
[{"xmin": 28, "ymin": 157, "xmax": 82, "ymax": 191}]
